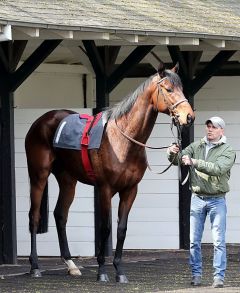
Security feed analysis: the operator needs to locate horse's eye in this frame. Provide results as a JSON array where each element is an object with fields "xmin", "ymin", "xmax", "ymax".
[{"xmin": 166, "ymin": 88, "xmax": 173, "ymax": 93}]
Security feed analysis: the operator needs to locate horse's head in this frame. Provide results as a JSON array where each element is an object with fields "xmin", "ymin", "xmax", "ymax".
[{"xmin": 152, "ymin": 62, "xmax": 195, "ymax": 126}]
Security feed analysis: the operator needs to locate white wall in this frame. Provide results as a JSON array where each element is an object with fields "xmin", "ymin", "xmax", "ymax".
[{"xmin": 15, "ymin": 63, "xmax": 94, "ymax": 108}]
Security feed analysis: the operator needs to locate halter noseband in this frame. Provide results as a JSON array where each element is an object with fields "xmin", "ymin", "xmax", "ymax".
[{"xmin": 156, "ymin": 76, "xmax": 188, "ymax": 114}]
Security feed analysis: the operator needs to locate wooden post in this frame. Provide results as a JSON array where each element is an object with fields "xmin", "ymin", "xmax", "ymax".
[{"xmin": 0, "ymin": 90, "xmax": 17, "ymax": 264}]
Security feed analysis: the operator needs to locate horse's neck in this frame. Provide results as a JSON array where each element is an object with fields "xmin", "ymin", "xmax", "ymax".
[{"xmin": 120, "ymin": 96, "xmax": 158, "ymax": 143}]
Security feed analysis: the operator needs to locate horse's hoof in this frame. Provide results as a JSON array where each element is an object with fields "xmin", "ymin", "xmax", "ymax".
[
  {"xmin": 30, "ymin": 269, "xmax": 42, "ymax": 278},
  {"xmin": 68, "ymin": 268, "xmax": 82, "ymax": 276},
  {"xmin": 116, "ymin": 274, "xmax": 129, "ymax": 283},
  {"xmin": 97, "ymin": 273, "xmax": 110, "ymax": 282}
]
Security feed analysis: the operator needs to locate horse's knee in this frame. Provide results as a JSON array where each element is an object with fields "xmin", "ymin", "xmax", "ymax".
[
  {"xmin": 117, "ymin": 224, "xmax": 127, "ymax": 241},
  {"xmin": 101, "ymin": 222, "xmax": 111, "ymax": 239},
  {"xmin": 97, "ymin": 254, "xmax": 105, "ymax": 266},
  {"xmin": 29, "ymin": 211, "xmax": 40, "ymax": 233},
  {"xmin": 54, "ymin": 209, "xmax": 67, "ymax": 226}
]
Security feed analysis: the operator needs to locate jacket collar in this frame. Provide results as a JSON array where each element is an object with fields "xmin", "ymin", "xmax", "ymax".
[{"xmin": 201, "ymin": 135, "xmax": 227, "ymax": 146}]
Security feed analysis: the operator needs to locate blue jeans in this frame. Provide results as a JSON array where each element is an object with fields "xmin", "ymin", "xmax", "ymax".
[{"xmin": 190, "ymin": 194, "xmax": 227, "ymax": 280}]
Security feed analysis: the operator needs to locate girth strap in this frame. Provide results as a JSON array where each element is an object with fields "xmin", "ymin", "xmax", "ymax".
[{"xmin": 80, "ymin": 112, "xmax": 102, "ymax": 183}]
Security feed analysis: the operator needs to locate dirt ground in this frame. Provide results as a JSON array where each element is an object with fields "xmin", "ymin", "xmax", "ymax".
[{"xmin": 0, "ymin": 244, "xmax": 240, "ymax": 292}]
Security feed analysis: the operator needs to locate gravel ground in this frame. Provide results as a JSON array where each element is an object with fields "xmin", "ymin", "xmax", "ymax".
[{"xmin": 0, "ymin": 244, "xmax": 240, "ymax": 292}]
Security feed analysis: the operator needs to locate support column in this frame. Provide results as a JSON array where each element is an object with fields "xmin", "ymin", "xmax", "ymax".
[
  {"xmin": 179, "ymin": 94, "xmax": 194, "ymax": 249},
  {"xmin": 0, "ymin": 90, "xmax": 17, "ymax": 264}
]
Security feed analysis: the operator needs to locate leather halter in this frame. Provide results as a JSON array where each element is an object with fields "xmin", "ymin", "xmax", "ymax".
[{"xmin": 156, "ymin": 76, "xmax": 188, "ymax": 120}]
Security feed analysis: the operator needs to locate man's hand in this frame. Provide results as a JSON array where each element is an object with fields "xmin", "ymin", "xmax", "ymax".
[
  {"xmin": 182, "ymin": 155, "xmax": 197, "ymax": 166},
  {"xmin": 168, "ymin": 143, "xmax": 180, "ymax": 154}
]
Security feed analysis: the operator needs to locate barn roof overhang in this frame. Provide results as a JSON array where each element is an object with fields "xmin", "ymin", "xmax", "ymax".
[
  {"xmin": 0, "ymin": 22, "xmax": 239, "ymax": 74},
  {"xmin": 0, "ymin": 0, "xmax": 239, "ymax": 68}
]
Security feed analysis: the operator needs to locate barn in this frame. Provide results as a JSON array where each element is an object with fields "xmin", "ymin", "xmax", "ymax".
[{"xmin": 0, "ymin": 1, "xmax": 240, "ymax": 264}]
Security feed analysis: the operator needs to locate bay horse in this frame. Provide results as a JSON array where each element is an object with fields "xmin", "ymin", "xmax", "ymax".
[{"xmin": 25, "ymin": 62, "xmax": 195, "ymax": 282}]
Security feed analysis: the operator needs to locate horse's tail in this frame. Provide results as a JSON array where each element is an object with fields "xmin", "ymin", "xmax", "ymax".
[{"xmin": 37, "ymin": 184, "xmax": 49, "ymax": 234}]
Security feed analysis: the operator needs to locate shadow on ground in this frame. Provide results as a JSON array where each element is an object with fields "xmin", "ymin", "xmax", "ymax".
[{"xmin": 0, "ymin": 244, "xmax": 239, "ymax": 292}]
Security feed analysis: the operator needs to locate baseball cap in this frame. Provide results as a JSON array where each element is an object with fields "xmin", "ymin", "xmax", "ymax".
[{"xmin": 205, "ymin": 116, "xmax": 225, "ymax": 129}]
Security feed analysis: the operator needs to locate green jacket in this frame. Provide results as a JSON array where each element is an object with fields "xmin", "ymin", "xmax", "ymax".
[{"xmin": 168, "ymin": 136, "xmax": 236, "ymax": 196}]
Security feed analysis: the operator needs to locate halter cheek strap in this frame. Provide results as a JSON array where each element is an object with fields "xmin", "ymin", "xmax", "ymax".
[
  {"xmin": 157, "ymin": 76, "xmax": 168, "ymax": 84},
  {"xmin": 169, "ymin": 98, "xmax": 188, "ymax": 110},
  {"xmin": 156, "ymin": 77, "xmax": 188, "ymax": 113}
]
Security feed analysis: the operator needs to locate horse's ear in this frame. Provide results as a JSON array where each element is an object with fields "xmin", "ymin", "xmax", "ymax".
[
  {"xmin": 157, "ymin": 62, "xmax": 165, "ymax": 76},
  {"xmin": 171, "ymin": 62, "xmax": 179, "ymax": 73}
]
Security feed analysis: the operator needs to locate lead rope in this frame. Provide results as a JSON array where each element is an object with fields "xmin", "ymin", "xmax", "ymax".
[
  {"xmin": 146, "ymin": 120, "xmax": 178, "ymax": 175},
  {"xmin": 115, "ymin": 119, "xmax": 177, "ymax": 174},
  {"xmin": 115, "ymin": 119, "xmax": 170, "ymax": 150},
  {"xmin": 169, "ymin": 120, "xmax": 190, "ymax": 185}
]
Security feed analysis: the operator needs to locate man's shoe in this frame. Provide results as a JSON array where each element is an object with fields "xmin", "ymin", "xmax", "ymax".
[
  {"xmin": 191, "ymin": 276, "xmax": 201, "ymax": 286},
  {"xmin": 213, "ymin": 278, "xmax": 224, "ymax": 288}
]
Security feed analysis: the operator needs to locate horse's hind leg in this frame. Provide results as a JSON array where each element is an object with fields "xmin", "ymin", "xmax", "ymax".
[
  {"xmin": 29, "ymin": 169, "xmax": 50, "ymax": 277},
  {"xmin": 54, "ymin": 171, "xmax": 81, "ymax": 276}
]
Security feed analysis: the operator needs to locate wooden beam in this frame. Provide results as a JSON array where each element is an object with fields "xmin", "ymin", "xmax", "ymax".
[
  {"xmin": 118, "ymin": 34, "xmax": 139, "ymax": 43},
  {"xmin": 11, "ymin": 40, "xmax": 28, "ymax": 71},
  {"xmin": 108, "ymin": 46, "xmax": 121, "ymax": 69},
  {"xmin": 46, "ymin": 29, "xmax": 74, "ymax": 39},
  {"xmin": 82, "ymin": 40, "xmax": 104, "ymax": 76},
  {"xmin": 10, "ymin": 40, "xmax": 62, "ymax": 91},
  {"xmin": 107, "ymin": 45, "xmax": 155, "ymax": 92},
  {"xmin": 74, "ymin": 31, "xmax": 110, "ymax": 40},
  {"xmin": 0, "ymin": 25, "xmax": 12, "ymax": 41},
  {"xmin": 167, "ymin": 46, "xmax": 189, "ymax": 83},
  {"xmin": 117, "ymin": 61, "xmax": 240, "ymax": 78},
  {"xmin": 14, "ymin": 26, "xmax": 39, "ymax": 38},
  {"xmin": 191, "ymin": 50, "xmax": 237, "ymax": 95},
  {"xmin": 169, "ymin": 37, "xmax": 199, "ymax": 46},
  {"xmin": 123, "ymin": 63, "xmax": 156, "ymax": 77},
  {"xmin": 0, "ymin": 90, "xmax": 17, "ymax": 264},
  {"xmin": 150, "ymin": 36, "xmax": 170, "ymax": 45},
  {"xmin": 203, "ymin": 39, "xmax": 225, "ymax": 48},
  {"xmin": 0, "ymin": 43, "xmax": 9, "ymax": 72},
  {"xmin": 186, "ymin": 51, "xmax": 203, "ymax": 78}
]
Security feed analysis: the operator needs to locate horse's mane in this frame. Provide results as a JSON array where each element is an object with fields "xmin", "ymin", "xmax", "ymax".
[
  {"xmin": 104, "ymin": 76, "xmax": 153, "ymax": 120},
  {"xmin": 104, "ymin": 69, "xmax": 182, "ymax": 120}
]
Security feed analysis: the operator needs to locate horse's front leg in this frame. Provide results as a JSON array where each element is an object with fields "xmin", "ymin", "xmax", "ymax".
[
  {"xmin": 54, "ymin": 174, "xmax": 81, "ymax": 276},
  {"xmin": 96, "ymin": 188, "xmax": 112, "ymax": 282},
  {"xmin": 113, "ymin": 185, "xmax": 137, "ymax": 283}
]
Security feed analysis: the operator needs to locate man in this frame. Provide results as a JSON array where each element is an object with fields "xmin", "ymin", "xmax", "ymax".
[{"xmin": 168, "ymin": 116, "xmax": 236, "ymax": 288}]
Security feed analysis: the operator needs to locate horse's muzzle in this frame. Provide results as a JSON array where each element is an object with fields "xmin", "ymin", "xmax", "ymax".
[
  {"xmin": 172, "ymin": 114, "xmax": 194, "ymax": 127},
  {"xmin": 187, "ymin": 114, "xmax": 194, "ymax": 126}
]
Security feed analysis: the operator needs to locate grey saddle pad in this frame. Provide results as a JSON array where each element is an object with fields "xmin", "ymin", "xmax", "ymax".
[{"xmin": 53, "ymin": 113, "xmax": 105, "ymax": 150}]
